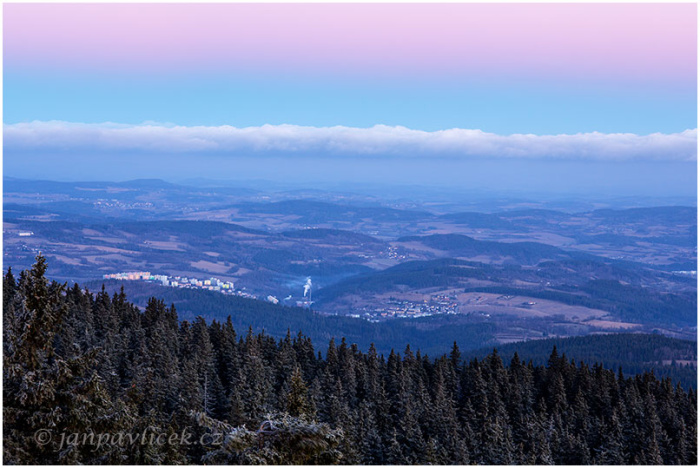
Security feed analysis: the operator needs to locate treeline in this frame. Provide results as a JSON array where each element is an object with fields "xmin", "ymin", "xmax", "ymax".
[
  {"xmin": 281, "ymin": 228, "xmax": 383, "ymax": 245},
  {"xmin": 467, "ymin": 334, "xmax": 697, "ymax": 390},
  {"xmin": 3, "ymin": 258, "xmax": 697, "ymax": 464},
  {"xmin": 397, "ymin": 233, "xmax": 567, "ymax": 264},
  {"xmin": 588, "ymin": 206, "xmax": 697, "ymax": 225},
  {"xmin": 235, "ymin": 199, "xmax": 430, "ymax": 223},
  {"xmin": 314, "ymin": 258, "xmax": 491, "ymax": 303},
  {"xmin": 251, "ymin": 248, "xmax": 373, "ymax": 277}
]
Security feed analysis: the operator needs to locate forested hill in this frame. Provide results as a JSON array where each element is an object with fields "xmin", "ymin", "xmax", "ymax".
[
  {"xmin": 3, "ymin": 258, "xmax": 697, "ymax": 464},
  {"xmin": 468, "ymin": 334, "xmax": 697, "ymax": 390},
  {"xmin": 93, "ymin": 278, "xmax": 695, "ymax": 383}
]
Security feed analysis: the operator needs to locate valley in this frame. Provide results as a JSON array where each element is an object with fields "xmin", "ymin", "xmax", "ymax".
[{"xmin": 4, "ymin": 177, "xmax": 697, "ymax": 350}]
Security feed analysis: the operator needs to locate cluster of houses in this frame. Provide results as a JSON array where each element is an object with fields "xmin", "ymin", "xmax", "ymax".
[
  {"xmin": 101, "ymin": 271, "xmax": 257, "ymax": 298},
  {"xmin": 352, "ymin": 294, "xmax": 459, "ymax": 321}
]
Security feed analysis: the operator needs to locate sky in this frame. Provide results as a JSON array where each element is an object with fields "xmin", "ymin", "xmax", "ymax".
[{"xmin": 3, "ymin": 3, "xmax": 698, "ymax": 196}]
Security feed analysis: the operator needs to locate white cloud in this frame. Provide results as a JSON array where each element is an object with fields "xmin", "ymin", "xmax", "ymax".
[{"xmin": 3, "ymin": 120, "xmax": 697, "ymax": 162}]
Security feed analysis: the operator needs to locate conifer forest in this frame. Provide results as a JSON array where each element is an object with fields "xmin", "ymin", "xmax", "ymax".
[{"xmin": 3, "ymin": 257, "xmax": 697, "ymax": 464}]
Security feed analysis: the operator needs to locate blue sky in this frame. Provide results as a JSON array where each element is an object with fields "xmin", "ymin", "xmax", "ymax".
[
  {"xmin": 3, "ymin": 4, "xmax": 697, "ymax": 197},
  {"xmin": 4, "ymin": 72, "xmax": 696, "ymax": 135}
]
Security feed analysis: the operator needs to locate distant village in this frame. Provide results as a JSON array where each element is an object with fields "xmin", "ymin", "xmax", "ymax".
[
  {"xmin": 350, "ymin": 294, "xmax": 459, "ymax": 322},
  {"xmin": 102, "ymin": 271, "xmax": 317, "ymax": 308},
  {"xmin": 102, "ymin": 271, "xmax": 259, "ymax": 300}
]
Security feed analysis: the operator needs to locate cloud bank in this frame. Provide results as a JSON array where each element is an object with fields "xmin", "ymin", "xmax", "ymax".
[{"xmin": 4, "ymin": 121, "xmax": 697, "ymax": 162}]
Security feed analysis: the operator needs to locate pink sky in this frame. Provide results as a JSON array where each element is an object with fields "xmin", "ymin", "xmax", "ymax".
[{"xmin": 4, "ymin": 3, "xmax": 696, "ymax": 84}]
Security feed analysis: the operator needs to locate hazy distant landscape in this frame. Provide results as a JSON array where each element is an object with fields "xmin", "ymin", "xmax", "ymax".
[{"xmin": 5, "ymin": 177, "xmax": 696, "ymax": 352}]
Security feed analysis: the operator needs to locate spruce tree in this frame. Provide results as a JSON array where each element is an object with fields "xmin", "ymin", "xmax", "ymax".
[
  {"xmin": 286, "ymin": 366, "xmax": 315, "ymax": 418},
  {"xmin": 3, "ymin": 256, "xmax": 134, "ymax": 464}
]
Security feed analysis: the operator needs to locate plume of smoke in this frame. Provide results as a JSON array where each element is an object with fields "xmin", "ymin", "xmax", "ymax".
[{"xmin": 303, "ymin": 277, "xmax": 312, "ymax": 297}]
